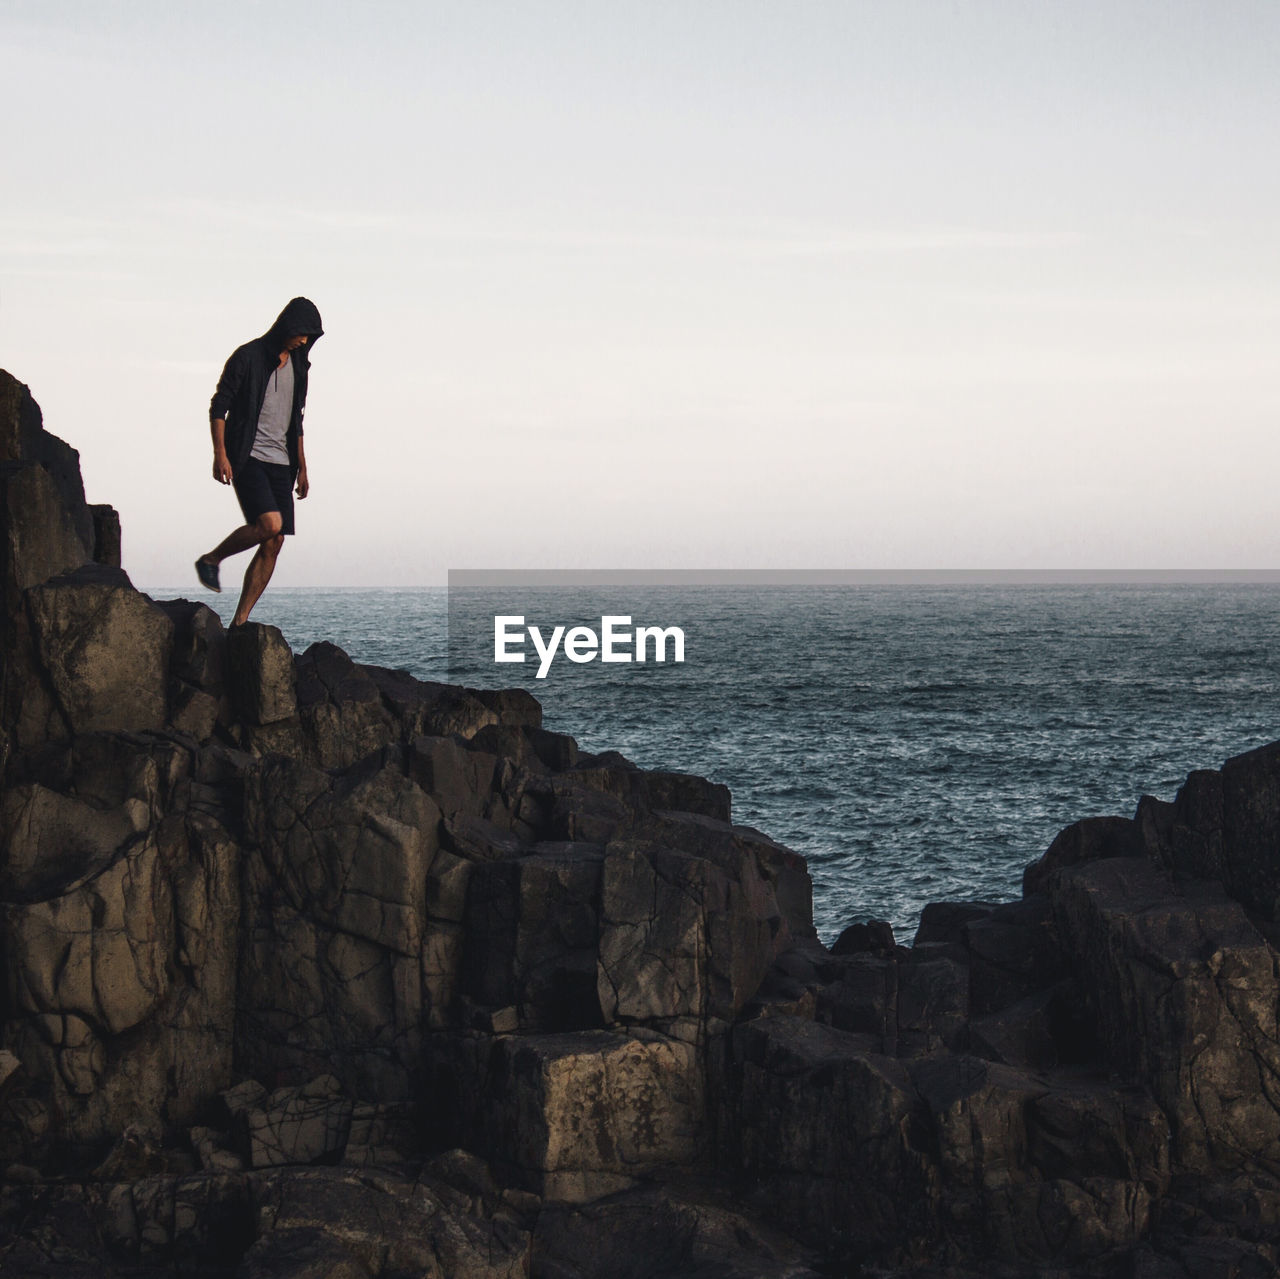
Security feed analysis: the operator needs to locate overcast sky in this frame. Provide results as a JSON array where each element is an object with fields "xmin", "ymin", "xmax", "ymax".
[{"xmin": 2, "ymin": 1, "xmax": 1277, "ymax": 586}]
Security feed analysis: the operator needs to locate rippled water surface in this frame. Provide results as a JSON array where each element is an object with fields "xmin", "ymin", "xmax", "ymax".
[{"xmin": 158, "ymin": 583, "xmax": 1280, "ymax": 942}]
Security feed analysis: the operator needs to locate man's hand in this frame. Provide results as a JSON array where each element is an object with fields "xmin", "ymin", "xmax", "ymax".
[
  {"xmin": 210, "ymin": 420, "xmax": 232, "ymax": 484},
  {"xmin": 296, "ymin": 467, "xmax": 310, "ymax": 499}
]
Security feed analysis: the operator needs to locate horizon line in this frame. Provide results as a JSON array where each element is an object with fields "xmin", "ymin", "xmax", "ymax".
[
  {"xmin": 449, "ymin": 568, "xmax": 1280, "ymax": 586},
  {"xmin": 142, "ymin": 569, "xmax": 1280, "ymax": 592}
]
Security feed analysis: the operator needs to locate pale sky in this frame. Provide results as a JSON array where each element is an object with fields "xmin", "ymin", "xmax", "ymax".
[{"xmin": 2, "ymin": 1, "xmax": 1277, "ymax": 586}]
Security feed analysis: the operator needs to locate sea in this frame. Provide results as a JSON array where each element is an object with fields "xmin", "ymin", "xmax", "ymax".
[{"xmin": 152, "ymin": 582, "xmax": 1280, "ymax": 945}]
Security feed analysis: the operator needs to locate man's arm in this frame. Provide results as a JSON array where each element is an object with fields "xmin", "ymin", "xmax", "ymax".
[
  {"xmin": 209, "ymin": 349, "xmax": 243, "ymax": 484},
  {"xmin": 296, "ymin": 433, "xmax": 309, "ymax": 499},
  {"xmin": 210, "ymin": 419, "xmax": 232, "ymax": 484}
]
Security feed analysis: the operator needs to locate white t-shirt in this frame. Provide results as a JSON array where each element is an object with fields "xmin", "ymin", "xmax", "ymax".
[{"xmin": 250, "ymin": 357, "xmax": 294, "ymax": 465}]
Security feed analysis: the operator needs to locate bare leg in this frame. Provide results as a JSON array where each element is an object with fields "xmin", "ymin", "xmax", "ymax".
[
  {"xmin": 204, "ymin": 523, "xmax": 263, "ymax": 566},
  {"xmin": 231, "ymin": 533, "xmax": 285, "ymax": 626}
]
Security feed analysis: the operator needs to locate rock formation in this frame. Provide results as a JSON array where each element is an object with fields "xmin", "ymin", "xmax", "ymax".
[{"xmin": 0, "ymin": 368, "xmax": 1277, "ymax": 1277}]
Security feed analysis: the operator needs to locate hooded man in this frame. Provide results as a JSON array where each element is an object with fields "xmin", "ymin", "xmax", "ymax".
[{"xmin": 196, "ymin": 297, "xmax": 323, "ymax": 625}]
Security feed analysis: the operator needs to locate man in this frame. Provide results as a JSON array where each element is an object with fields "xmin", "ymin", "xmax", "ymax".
[{"xmin": 195, "ymin": 297, "xmax": 323, "ymax": 626}]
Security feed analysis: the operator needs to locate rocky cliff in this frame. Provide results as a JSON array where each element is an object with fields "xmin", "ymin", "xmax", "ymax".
[{"xmin": 0, "ymin": 368, "xmax": 1277, "ymax": 1278}]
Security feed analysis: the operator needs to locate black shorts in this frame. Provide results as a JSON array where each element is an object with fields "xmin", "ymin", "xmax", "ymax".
[{"xmin": 232, "ymin": 458, "xmax": 295, "ymax": 535}]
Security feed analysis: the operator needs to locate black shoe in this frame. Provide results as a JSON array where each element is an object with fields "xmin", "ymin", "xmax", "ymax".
[{"xmin": 195, "ymin": 557, "xmax": 220, "ymax": 592}]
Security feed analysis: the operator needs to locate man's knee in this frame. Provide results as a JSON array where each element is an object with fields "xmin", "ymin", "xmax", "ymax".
[
  {"xmin": 255, "ymin": 512, "xmax": 283, "ymax": 540},
  {"xmin": 264, "ymin": 532, "xmax": 285, "ymax": 556}
]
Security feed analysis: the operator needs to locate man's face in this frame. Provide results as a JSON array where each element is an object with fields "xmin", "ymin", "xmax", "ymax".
[{"xmin": 282, "ymin": 335, "xmax": 310, "ymax": 352}]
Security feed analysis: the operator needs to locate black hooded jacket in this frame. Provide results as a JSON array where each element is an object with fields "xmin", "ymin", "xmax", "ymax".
[{"xmin": 208, "ymin": 297, "xmax": 324, "ymax": 478}]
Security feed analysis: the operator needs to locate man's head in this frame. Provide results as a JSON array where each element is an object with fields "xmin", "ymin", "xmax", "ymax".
[{"xmin": 266, "ymin": 298, "xmax": 324, "ymax": 353}]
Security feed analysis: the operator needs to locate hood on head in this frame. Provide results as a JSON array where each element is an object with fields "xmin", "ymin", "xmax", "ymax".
[{"xmin": 265, "ymin": 297, "xmax": 323, "ymax": 350}]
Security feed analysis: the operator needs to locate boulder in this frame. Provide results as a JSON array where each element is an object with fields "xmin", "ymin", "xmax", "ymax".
[
  {"xmin": 223, "ymin": 1075, "xmax": 353, "ymax": 1169},
  {"xmin": 0, "ymin": 779, "xmax": 148, "ymax": 900},
  {"xmin": 155, "ymin": 598, "xmax": 227, "ymax": 694},
  {"xmin": 966, "ymin": 986, "xmax": 1060, "ymax": 1068},
  {"xmin": 597, "ymin": 841, "xmax": 720, "ymax": 1026},
  {"xmin": 0, "ymin": 370, "xmax": 41, "ymax": 461},
  {"xmin": 24, "ymin": 563, "xmax": 172, "ymax": 737},
  {"xmin": 1, "ymin": 795, "xmax": 240, "ymax": 1143},
  {"xmin": 437, "ymin": 1028, "xmax": 703, "ymax": 1201},
  {"xmin": 237, "ymin": 755, "xmax": 441, "ymax": 1095},
  {"xmin": 642, "ymin": 768, "xmax": 732, "ymax": 821},
  {"xmin": 532, "ymin": 1185, "xmax": 824, "ymax": 1278},
  {"xmin": 962, "ymin": 895, "xmax": 1064, "ymax": 1015},
  {"xmin": 1220, "ymin": 741, "xmax": 1280, "ymax": 921},
  {"xmin": 169, "ymin": 683, "xmax": 219, "ymax": 741},
  {"xmin": 639, "ymin": 808, "xmax": 813, "ymax": 941},
  {"xmin": 909, "ymin": 1054, "xmax": 1160, "ymax": 1263},
  {"xmin": 89, "ymin": 503, "xmax": 121, "ymax": 568},
  {"xmin": 1, "ymin": 461, "xmax": 90, "ymax": 593},
  {"xmin": 1049, "ymin": 856, "xmax": 1280, "ymax": 1174},
  {"xmin": 341, "ymin": 1101, "xmax": 418, "ymax": 1169},
  {"xmin": 913, "ymin": 900, "xmax": 997, "ymax": 946},
  {"xmin": 0, "ymin": 371, "xmax": 94, "ymax": 555},
  {"xmin": 830, "ymin": 917, "xmax": 896, "ymax": 956},
  {"xmin": 1025, "ymin": 1074, "xmax": 1170, "ymax": 1190},
  {"xmin": 463, "ymin": 843, "xmax": 604, "ymax": 1031},
  {"xmin": 1023, "ymin": 814, "xmax": 1143, "ymax": 895},
  {"xmin": 815, "ymin": 952, "xmax": 898, "ymax": 1049},
  {"xmin": 294, "ymin": 641, "xmax": 396, "ymax": 768},
  {"xmin": 365, "ymin": 665, "xmax": 506, "ymax": 740},
  {"xmin": 1137, "ymin": 768, "xmax": 1225, "ymax": 882},
  {"xmin": 894, "ymin": 952, "xmax": 968, "ymax": 1056},
  {"xmin": 723, "ymin": 1016, "xmax": 931, "ymax": 1260},
  {"xmin": 227, "ymin": 621, "xmax": 296, "ymax": 725},
  {"xmin": 470, "ymin": 684, "xmax": 542, "ymax": 729},
  {"xmin": 5, "ymin": 833, "xmax": 172, "ymax": 1038},
  {"xmin": 247, "ymin": 1167, "xmax": 530, "ymax": 1279},
  {"xmin": 408, "ymin": 733, "xmax": 503, "ymax": 823}
]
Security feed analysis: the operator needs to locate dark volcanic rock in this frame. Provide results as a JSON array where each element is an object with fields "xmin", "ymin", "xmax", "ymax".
[
  {"xmin": 1220, "ymin": 740, "xmax": 1280, "ymax": 921},
  {"xmin": 2, "ymin": 457, "xmax": 92, "ymax": 592},
  {"xmin": 830, "ymin": 915, "xmax": 896, "ymax": 956},
  {"xmin": 156, "ymin": 597, "xmax": 227, "ymax": 694},
  {"xmin": 1048, "ymin": 855, "xmax": 1280, "ymax": 1175},
  {"xmin": 227, "ymin": 620, "xmax": 297, "ymax": 725},
  {"xmin": 26, "ymin": 563, "xmax": 173, "ymax": 738},
  {"xmin": 1023, "ymin": 812, "xmax": 1144, "ymax": 895},
  {"xmin": 436, "ymin": 1027, "xmax": 704, "ymax": 1201},
  {"xmin": 532, "ymin": 1184, "xmax": 823, "ymax": 1278},
  {"xmin": 237, "ymin": 752, "xmax": 441, "ymax": 1096},
  {"xmin": 3, "ymin": 368, "xmax": 1280, "ymax": 1276},
  {"xmin": 722, "ymin": 1015, "xmax": 931, "ymax": 1261},
  {"xmin": 89, "ymin": 502, "xmax": 122, "ymax": 568}
]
